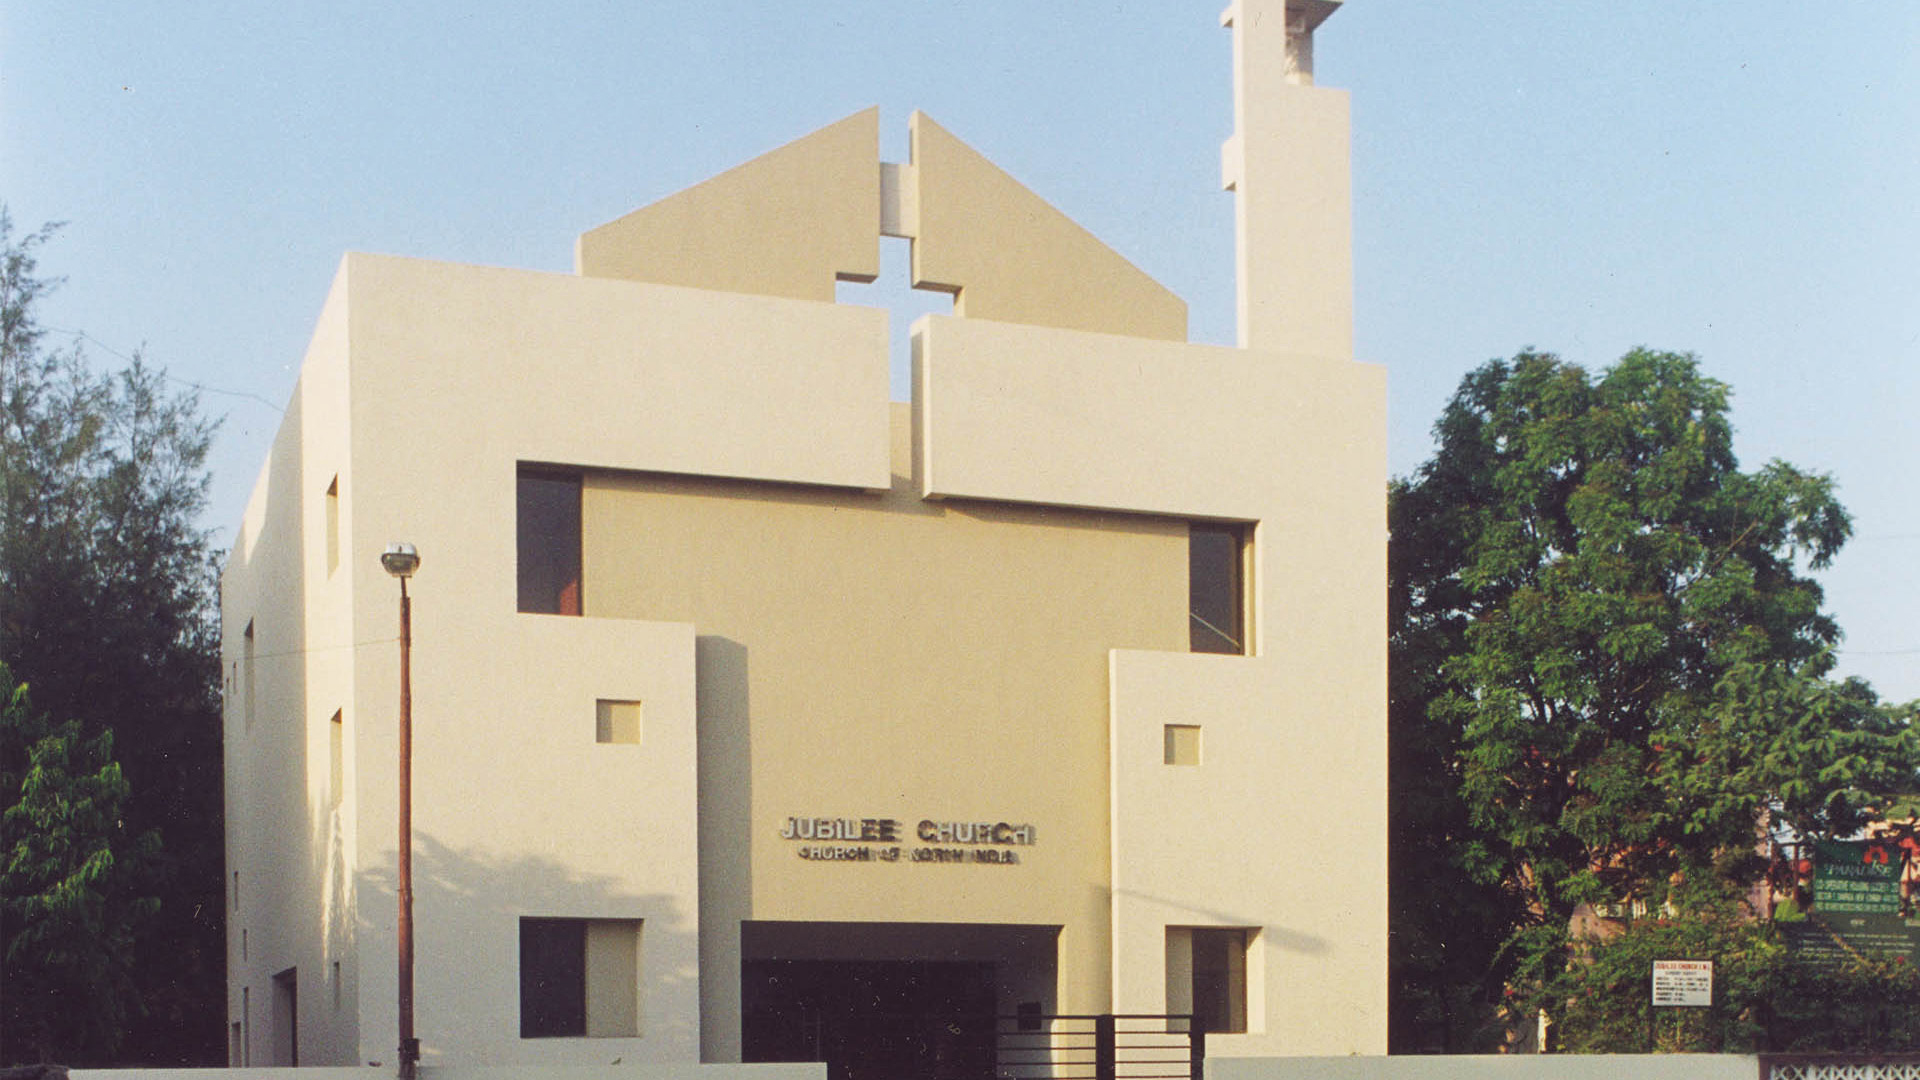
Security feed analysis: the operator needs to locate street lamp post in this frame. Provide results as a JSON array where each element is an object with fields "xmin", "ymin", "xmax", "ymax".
[{"xmin": 381, "ymin": 543, "xmax": 422, "ymax": 1080}]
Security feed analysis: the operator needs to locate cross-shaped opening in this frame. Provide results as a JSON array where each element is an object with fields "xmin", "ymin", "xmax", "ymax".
[{"xmin": 835, "ymin": 236, "xmax": 954, "ymax": 401}]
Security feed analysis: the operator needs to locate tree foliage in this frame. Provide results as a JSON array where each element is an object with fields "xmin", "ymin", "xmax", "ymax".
[
  {"xmin": 1388, "ymin": 348, "xmax": 1920, "ymax": 1050},
  {"xmin": 0, "ymin": 209, "xmax": 225, "ymax": 1064},
  {"xmin": 1550, "ymin": 916, "xmax": 1920, "ymax": 1053},
  {"xmin": 0, "ymin": 665, "xmax": 160, "ymax": 1063}
]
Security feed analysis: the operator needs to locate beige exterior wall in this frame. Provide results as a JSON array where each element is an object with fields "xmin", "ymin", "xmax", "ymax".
[
  {"xmin": 223, "ymin": 266, "xmax": 362, "ymax": 1067},
  {"xmin": 225, "ymin": 1, "xmax": 1386, "ymax": 1065},
  {"xmin": 915, "ymin": 312, "xmax": 1387, "ymax": 1054},
  {"xmin": 908, "ymin": 112, "xmax": 1189, "ymax": 342},
  {"xmin": 581, "ymin": 406, "xmax": 1188, "ymax": 1055},
  {"xmin": 577, "ymin": 109, "xmax": 882, "ymax": 302}
]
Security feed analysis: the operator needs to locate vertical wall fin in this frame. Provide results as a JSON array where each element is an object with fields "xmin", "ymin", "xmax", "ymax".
[{"xmin": 1227, "ymin": 0, "xmax": 1353, "ymax": 358}]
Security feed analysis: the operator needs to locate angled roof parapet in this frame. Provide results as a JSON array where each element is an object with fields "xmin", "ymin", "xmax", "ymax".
[
  {"xmin": 906, "ymin": 112, "xmax": 1186, "ymax": 342},
  {"xmin": 576, "ymin": 107, "xmax": 882, "ymax": 302},
  {"xmin": 576, "ymin": 107, "xmax": 1186, "ymax": 342}
]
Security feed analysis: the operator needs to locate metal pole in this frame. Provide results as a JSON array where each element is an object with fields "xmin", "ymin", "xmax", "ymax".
[{"xmin": 398, "ymin": 578, "xmax": 418, "ymax": 1080}]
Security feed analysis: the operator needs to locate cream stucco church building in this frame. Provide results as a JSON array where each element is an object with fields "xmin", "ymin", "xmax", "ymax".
[{"xmin": 222, "ymin": 1, "xmax": 1386, "ymax": 1073}]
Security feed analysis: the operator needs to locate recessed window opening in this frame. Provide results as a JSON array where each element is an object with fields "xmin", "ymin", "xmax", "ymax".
[
  {"xmin": 520, "ymin": 917, "xmax": 641, "ymax": 1038},
  {"xmin": 596, "ymin": 699, "xmax": 642, "ymax": 745},
  {"xmin": 1166, "ymin": 926, "xmax": 1252, "ymax": 1035},
  {"xmin": 328, "ymin": 710, "xmax": 344, "ymax": 808},
  {"xmin": 1164, "ymin": 724, "xmax": 1202, "ymax": 766},
  {"xmin": 243, "ymin": 620, "xmax": 257, "ymax": 727},
  {"xmin": 324, "ymin": 476, "xmax": 340, "ymax": 575},
  {"xmin": 1189, "ymin": 523, "xmax": 1249, "ymax": 654},
  {"xmin": 271, "ymin": 967, "xmax": 298, "ymax": 1066},
  {"xmin": 518, "ymin": 467, "xmax": 582, "ymax": 615}
]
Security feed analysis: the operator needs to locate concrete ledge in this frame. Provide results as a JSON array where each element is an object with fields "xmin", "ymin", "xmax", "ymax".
[
  {"xmin": 1209, "ymin": 1054, "xmax": 1756, "ymax": 1080},
  {"xmin": 74, "ymin": 1065, "xmax": 826, "ymax": 1080}
]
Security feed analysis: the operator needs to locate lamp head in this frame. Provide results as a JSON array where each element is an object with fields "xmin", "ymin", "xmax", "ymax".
[{"xmin": 381, "ymin": 542, "xmax": 421, "ymax": 579}]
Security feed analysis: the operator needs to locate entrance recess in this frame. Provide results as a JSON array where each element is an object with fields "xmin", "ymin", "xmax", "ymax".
[{"xmin": 741, "ymin": 922, "xmax": 1060, "ymax": 1080}]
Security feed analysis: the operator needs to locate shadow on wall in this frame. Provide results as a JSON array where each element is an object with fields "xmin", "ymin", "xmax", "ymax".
[
  {"xmin": 360, "ymin": 834, "xmax": 699, "ymax": 1062},
  {"xmin": 1110, "ymin": 886, "xmax": 1331, "ymax": 957}
]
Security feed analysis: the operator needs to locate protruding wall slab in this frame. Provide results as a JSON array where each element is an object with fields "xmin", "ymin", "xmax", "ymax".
[
  {"xmin": 915, "ymin": 314, "xmax": 1379, "ymax": 522},
  {"xmin": 576, "ymin": 109, "xmax": 882, "ymax": 302},
  {"xmin": 347, "ymin": 253, "xmax": 891, "ymax": 494},
  {"xmin": 909, "ymin": 113, "xmax": 1187, "ymax": 342}
]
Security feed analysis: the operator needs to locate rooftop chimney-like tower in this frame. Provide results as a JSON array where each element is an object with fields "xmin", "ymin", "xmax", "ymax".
[{"xmin": 1222, "ymin": 0, "xmax": 1352, "ymax": 358}]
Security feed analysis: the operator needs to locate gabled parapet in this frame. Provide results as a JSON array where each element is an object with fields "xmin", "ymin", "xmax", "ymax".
[
  {"xmin": 576, "ymin": 109, "xmax": 1186, "ymax": 341},
  {"xmin": 575, "ymin": 108, "xmax": 883, "ymax": 302},
  {"xmin": 905, "ymin": 112, "xmax": 1188, "ymax": 342}
]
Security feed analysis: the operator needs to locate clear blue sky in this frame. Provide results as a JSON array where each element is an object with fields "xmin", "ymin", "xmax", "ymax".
[{"xmin": 3, "ymin": 2, "xmax": 1915, "ymax": 700}]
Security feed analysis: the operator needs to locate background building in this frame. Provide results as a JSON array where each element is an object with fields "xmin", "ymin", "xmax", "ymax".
[{"xmin": 222, "ymin": 0, "xmax": 1385, "ymax": 1070}]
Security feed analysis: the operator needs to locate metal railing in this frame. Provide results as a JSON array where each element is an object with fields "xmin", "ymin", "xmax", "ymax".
[
  {"xmin": 779, "ymin": 1010, "xmax": 1204, "ymax": 1080},
  {"xmin": 991, "ymin": 1013, "xmax": 1204, "ymax": 1080},
  {"xmin": 1761, "ymin": 1055, "xmax": 1920, "ymax": 1080}
]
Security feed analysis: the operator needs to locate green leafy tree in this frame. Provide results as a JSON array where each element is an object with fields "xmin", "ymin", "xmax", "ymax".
[
  {"xmin": 1549, "ymin": 915, "xmax": 1920, "ymax": 1053},
  {"xmin": 1389, "ymin": 348, "xmax": 1919, "ymax": 1047},
  {"xmin": 0, "ymin": 210, "xmax": 225, "ymax": 1063},
  {"xmin": 0, "ymin": 664, "xmax": 161, "ymax": 1063}
]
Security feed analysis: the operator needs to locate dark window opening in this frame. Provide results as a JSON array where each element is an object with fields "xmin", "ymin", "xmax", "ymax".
[
  {"xmin": 520, "ymin": 918, "xmax": 587, "ymax": 1038},
  {"xmin": 1189, "ymin": 523, "xmax": 1248, "ymax": 654},
  {"xmin": 1191, "ymin": 928, "xmax": 1249, "ymax": 1035},
  {"xmin": 518, "ymin": 469, "xmax": 582, "ymax": 615},
  {"xmin": 271, "ymin": 967, "xmax": 298, "ymax": 1066}
]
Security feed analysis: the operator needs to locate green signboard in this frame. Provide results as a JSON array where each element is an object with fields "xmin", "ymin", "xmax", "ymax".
[
  {"xmin": 1780, "ymin": 913, "xmax": 1920, "ymax": 966},
  {"xmin": 1811, "ymin": 839, "xmax": 1903, "ymax": 915}
]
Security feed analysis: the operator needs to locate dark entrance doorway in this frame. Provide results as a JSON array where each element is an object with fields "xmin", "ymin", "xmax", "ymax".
[{"xmin": 743, "ymin": 958, "xmax": 997, "ymax": 1080}]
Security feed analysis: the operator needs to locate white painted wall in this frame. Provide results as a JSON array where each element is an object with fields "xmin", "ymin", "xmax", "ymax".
[{"xmin": 1210, "ymin": 1055, "xmax": 1757, "ymax": 1080}]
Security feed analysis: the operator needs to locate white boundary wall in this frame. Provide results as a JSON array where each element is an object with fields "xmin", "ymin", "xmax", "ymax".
[
  {"xmin": 73, "ymin": 1058, "xmax": 1763, "ymax": 1080},
  {"xmin": 73, "ymin": 1066, "xmax": 824, "ymax": 1080},
  {"xmin": 1210, "ymin": 1055, "xmax": 1756, "ymax": 1080}
]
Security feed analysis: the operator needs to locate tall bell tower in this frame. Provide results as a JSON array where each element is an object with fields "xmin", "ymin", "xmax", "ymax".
[{"xmin": 1222, "ymin": 0, "xmax": 1353, "ymax": 360}]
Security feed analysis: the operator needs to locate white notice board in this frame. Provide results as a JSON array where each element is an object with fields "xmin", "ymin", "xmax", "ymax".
[{"xmin": 1651, "ymin": 960, "xmax": 1713, "ymax": 1007}]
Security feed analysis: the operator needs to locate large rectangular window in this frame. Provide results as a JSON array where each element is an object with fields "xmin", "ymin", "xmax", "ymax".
[
  {"xmin": 520, "ymin": 917, "xmax": 640, "ymax": 1038},
  {"xmin": 517, "ymin": 469, "xmax": 582, "ymax": 615},
  {"xmin": 1189, "ymin": 524, "xmax": 1249, "ymax": 654}
]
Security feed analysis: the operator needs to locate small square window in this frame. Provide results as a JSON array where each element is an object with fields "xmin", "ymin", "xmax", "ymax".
[
  {"xmin": 596, "ymin": 700, "xmax": 642, "ymax": 745},
  {"xmin": 1164, "ymin": 724, "xmax": 1201, "ymax": 766}
]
